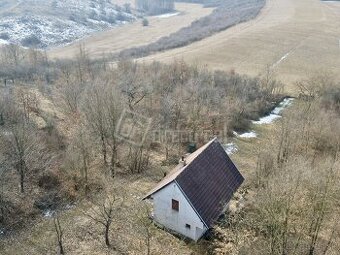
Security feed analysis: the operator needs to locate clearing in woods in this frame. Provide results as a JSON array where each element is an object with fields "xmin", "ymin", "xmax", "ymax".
[
  {"xmin": 138, "ymin": 0, "xmax": 340, "ymax": 93},
  {"xmin": 48, "ymin": 3, "xmax": 213, "ymax": 59}
]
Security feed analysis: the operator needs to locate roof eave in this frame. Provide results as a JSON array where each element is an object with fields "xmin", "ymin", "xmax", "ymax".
[{"xmin": 142, "ymin": 181, "xmax": 173, "ymax": 200}]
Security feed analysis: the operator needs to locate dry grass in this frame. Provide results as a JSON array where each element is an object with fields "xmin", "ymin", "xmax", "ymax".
[
  {"xmin": 3, "ymin": 0, "xmax": 340, "ymax": 253},
  {"xmin": 0, "ymin": 156, "xmax": 195, "ymax": 255},
  {"xmin": 0, "ymin": 85, "xmax": 266, "ymax": 254},
  {"xmin": 48, "ymin": 3, "xmax": 213, "ymax": 59},
  {"xmin": 0, "ymin": 98, "xmax": 283, "ymax": 255},
  {"xmin": 138, "ymin": 0, "xmax": 340, "ymax": 95},
  {"xmin": 49, "ymin": 0, "xmax": 340, "ymax": 93},
  {"xmin": 2, "ymin": 93, "xmax": 338, "ymax": 254}
]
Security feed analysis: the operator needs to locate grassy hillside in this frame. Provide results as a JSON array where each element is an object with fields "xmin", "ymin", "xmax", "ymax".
[
  {"xmin": 48, "ymin": 3, "xmax": 213, "ymax": 59},
  {"xmin": 0, "ymin": 0, "xmax": 136, "ymax": 48},
  {"xmin": 119, "ymin": 0, "xmax": 265, "ymax": 58},
  {"xmin": 140, "ymin": 0, "xmax": 340, "ymax": 91}
]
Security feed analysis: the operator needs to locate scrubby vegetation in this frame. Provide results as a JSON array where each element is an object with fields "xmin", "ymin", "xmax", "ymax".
[
  {"xmin": 0, "ymin": 44, "xmax": 339, "ymax": 254},
  {"xmin": 1, "ymin": 0, "xmax": 339, "ymax": 253},
  {"xmin": 209, "ymin": 75, "xmax": 340, "ymax": 255},
  {"xmin": 142, "ymin": 18, "xmax": 149, "ymax": 26},
  {"xmin": 136, "ymin": 0, "xmax": 175, "ymax": 15},
  {"xmin": 119, "ymin": 0, "xmax": 265, "ymax": 58},
  {"xmin": 0, "ymin": 44, "xmax": 284, "ymax": 253}
]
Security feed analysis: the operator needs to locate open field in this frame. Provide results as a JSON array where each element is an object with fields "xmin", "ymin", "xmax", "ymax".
[
  {"xmin": 48, "ymin": 3, "xmax": 213, "ymax": 59},
  {"xmin": 111, "ymin": 0, "xmax": 135, "ymax": 7},
  {"xmin": 138, "ymin": 0, "xmax": 340, "ymax": 93}
]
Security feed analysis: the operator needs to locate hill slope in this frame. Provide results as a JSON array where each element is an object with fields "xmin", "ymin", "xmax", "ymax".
[
  {"xmin": 0, "ymin": 0, "xmax": 136, "ymax": 48},
  {"xmin": 140, "ymin": 0, "xmax": 340, "ymax": 92}
]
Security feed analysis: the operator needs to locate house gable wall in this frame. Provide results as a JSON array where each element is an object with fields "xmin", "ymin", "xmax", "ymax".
[{"xmin": 151, "ymin": 181, "xmax": 207, "ymax": 241}]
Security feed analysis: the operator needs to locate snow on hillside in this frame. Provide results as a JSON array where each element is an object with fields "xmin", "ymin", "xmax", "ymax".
[{"xmin": 0, "ymin": 0, "xmax": 137, "ymax": 48}]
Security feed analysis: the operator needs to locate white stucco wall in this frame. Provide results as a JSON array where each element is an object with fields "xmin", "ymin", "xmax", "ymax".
[{"xmin": 151, "ymin": 181, "xmax": 208, "ymax": 241}]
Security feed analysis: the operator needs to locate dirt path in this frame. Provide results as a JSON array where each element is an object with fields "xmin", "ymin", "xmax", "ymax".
[
  {"xmin": 138, "ymin": 0, "xmax": 340, "ymax": 94},
  {"xmin": 48, "ymin": 3, "xmax": 213, "ymax": 59}
]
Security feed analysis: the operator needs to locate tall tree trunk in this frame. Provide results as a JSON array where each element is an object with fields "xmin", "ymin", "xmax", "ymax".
[
  {"xmin": 110, "ymin": 147, "xmax": 116, "ymax": 179},
  {"xmin": 54, "ymin": 217, "xmax": 64, "ymax": 255},
  {"xmin": 105, "ymin": 223, "xmax": 111, "ymax": 247},
  {"xmin": 59, "ymin": 240, "xmax": 64, "ymax": 255},
  {"xmin": 101, "ymin": 133, "xmax": 108, "ymax": 166},
  {"xmin": 19, "ymin": 161, "xmax": 25, "ymax": 193},
  {"xmin": 82, "ymin": 153, "xmax": 89, "ymax": 194}
]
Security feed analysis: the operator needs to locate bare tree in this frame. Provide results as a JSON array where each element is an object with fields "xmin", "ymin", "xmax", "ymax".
[
  {"xmin": 0, "ymin": 163, "xmax": 10, "ymax": 224},
  {"xmin": 15, "ymin": 87, "xmax": 40, "ymax": 123},
  {"xmin": 105, "ymin": 87, "xmax": 122, "ymax": 179},
  {"xmin": 70, "ymin": 126, "xmax": 92, "ymax": 194},
  {"xmin": 136, "ymin": 205, "xmax": 154, "ymax": 255},
  {"xmin": 82, "ymin": 81, "xmax": 122, "ymax": 176},
  {"xmin": 117, "ymin": 61, "xmax": 150, "ymax": 111},
  {"xmin": 0, "ymin": 90, "xmax": 24, "ymax": 125},
  {"xmin": 83, "ymin": 82, "xmax": 110, "ymax": 166},
  {"xmin": 2, "ymin": 123, "xmax": 48, "ymax": 193},
  {"xmin": 55, "ymin": 78, "xmax": 84, "ymax": 114},
  {"xmin": 307, "ymin": 163, "xmax": 337, "ymax": 255},
  {"xmin": 260, "ymin": 66, "xmax": 283, "ymax": 98},
  {"xmin": 75, "ymin": 44, "xmax": 91, "ymax": 86},
  {"xmin": 126, "ymin": 145, "xmax": 151, "ymax": 174},
  {"xmin": 54, "ymin": 216, "xmax": 65, "ymax": 255},
  {"xmin": 84, "ymin": 196, "xmax": 118, "ymax": 248}
]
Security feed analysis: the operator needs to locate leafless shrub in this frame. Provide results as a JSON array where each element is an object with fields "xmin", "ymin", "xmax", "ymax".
[
  {"xmin": 83, "ymin": 195, "xmax": 121, "ymax": 248},
  {"xmin": 1, "ymin": 123, "xmax": 52, "ymax": 193},
  {"xmin": 211, "ymin": 75, "xmax": 340, "ymax": 255}
]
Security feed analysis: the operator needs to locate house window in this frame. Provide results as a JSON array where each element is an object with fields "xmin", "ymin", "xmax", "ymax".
[
  {"xmin": 172, "ymin": 199, "xmax": 179, "ymax": 211},
  {"xmin": 185, "ymin": 224, "xmax": 191, "ymax": 229}
]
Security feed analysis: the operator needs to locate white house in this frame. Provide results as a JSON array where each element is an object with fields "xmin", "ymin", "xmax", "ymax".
[{"xmin": 143, "ymin": 138, "xmax": 244, "ymax": 241}]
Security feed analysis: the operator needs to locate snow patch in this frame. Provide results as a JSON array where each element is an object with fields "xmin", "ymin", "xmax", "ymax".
[
  {"xmin": 234, "ymin": 130, "xmax": 258, "ymax": 138},
  {"xmin": 65, "ymin": 204, "xmax": 75, "ymax": 210},
  {"xmin": 0, "ymin": 131, "xmax": 12, "ymax": 137},
  {"xmin": 0, "ymin": 39, "xmax": 9, "ymax": 45},
  {"xmin": 0, "ymin": 228, "xmax": 4, "ymax": 236},
  {"xmin": 156, "ymin": 12, "xmax": 180, "ymax": 18},
  {"xmin": 252, "ymin": 98, "xmax": 294, "ymax": 125},
  {"xmin": 239, "ymin": 131, "xmax": 257, "ymax": 138},
  {"xmin": 272, "ymin": 52, "xmax": 290, "ymax": 68},
  {"xmin": 43, "ymin": 209, "xmax": 55, "ymax": 218},
  {"xmin": 224, "ymin": 143, "xmax": 238, "ymax": 155},
  {"xmin": 0, "ymin": 0, "xmax": 137, "ymax": 48},
  {"xmin": 252, "ymin": 113, "xmax": 282, "ymax": 125},
  {"xmin": 272, "ymin": 98, "xmax": 294, "ymax": 115}
]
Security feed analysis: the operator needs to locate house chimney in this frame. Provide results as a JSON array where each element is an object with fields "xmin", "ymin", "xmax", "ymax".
[{"xmin": 179, "ymin": 156, "xmax": 186, "ymax": 166}]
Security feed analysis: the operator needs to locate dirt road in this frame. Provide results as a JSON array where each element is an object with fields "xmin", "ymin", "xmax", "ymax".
[{"xmin": 139, "ymin": 0, "xmax": 340, "ymax": 93}]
